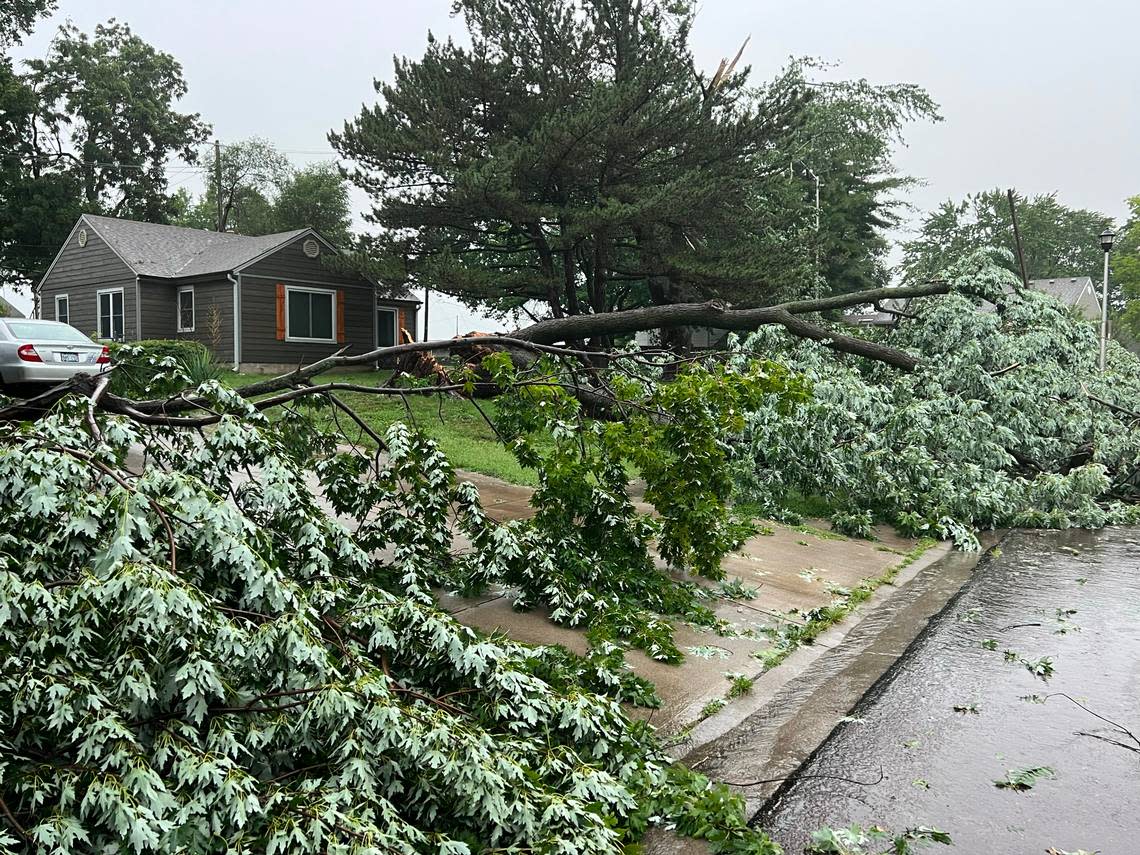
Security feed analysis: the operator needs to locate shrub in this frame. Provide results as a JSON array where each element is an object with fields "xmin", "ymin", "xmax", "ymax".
[{"xmin": 107, "ymin": 339, "xmax": 221, "ymax": 398}]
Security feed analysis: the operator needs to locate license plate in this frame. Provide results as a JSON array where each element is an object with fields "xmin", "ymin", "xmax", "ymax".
[{"xmin": 59, "ymin": 352, "xmax": 79, "ymax": 363}]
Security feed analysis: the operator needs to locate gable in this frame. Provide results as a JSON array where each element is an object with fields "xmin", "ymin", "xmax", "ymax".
[
  {"xmin": 38, "ymin": 217, "xmax": 136, "ymax": 293},
  {"xmin": 236, "ymin": 234, "xmax": 372, "ymax": 287}
]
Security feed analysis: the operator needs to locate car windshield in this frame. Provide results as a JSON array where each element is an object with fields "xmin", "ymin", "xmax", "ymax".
[{"xmin": 4, "ymin": 321, "xmax": 93, "ymax": 343}]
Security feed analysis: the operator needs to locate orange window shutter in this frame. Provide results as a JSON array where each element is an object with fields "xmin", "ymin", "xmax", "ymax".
[
  {"xmin": 275, "ymin": 283, "xmax": 286, "ymax": 340},
  {"xmin": 398, "ymin": 310, "xmax": 408, "ymax": 342},
  {"xmin": 336, "ymin": 290, "xmax": 346, "ymax": 343}
]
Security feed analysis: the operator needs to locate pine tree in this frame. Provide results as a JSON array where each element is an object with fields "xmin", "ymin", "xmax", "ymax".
[{"xmin": 332, "ymin": 0, "xmax": 812, "ymax": 337}]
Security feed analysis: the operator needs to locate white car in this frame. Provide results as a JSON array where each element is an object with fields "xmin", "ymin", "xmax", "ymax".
[{"xmin": 0, "ymin": 318, "xmax": 110, "ymax": 389}]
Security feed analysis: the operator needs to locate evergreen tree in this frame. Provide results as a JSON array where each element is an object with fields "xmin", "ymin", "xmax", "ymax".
[{"xmin": 332, "ymin": 0, "xmax": 812, "ymax": 336}]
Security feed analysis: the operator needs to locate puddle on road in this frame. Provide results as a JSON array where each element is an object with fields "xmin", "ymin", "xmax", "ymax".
[{"xmin": 754, "ymin": 527, "xmax": 1140, "ymax": 854}]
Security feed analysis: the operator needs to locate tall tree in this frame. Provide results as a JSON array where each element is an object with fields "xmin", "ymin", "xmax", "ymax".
[
  {"xmin": 332, "ymin": 0, "xmax": 813, "ymax": 342},
  {"xmin": 1112, "ymin": 195, "xmax": 1140, "ymax": 338},
  {"xmin": 26, "ymin": 21, "xmax": 210, "ymax": 220},
  {"xmin": 0, "ymin": 19, "xmax": 210, "ymax": 289},
  {"xmin": 175, "ymin": 143, "xmax": 354, "ymax": 242},
  {"xmin": 273, "ymin": 162, "xmax": 352, "ymax": 244},
  {"xmin": 193, "ymin": 137, "xmax": 290, "ymax": 233},
  {"xmin": 776, "ymin": 59, "xmax": 940, "ymax": 296},
  {"xmin": 0, "ymin": 0, "xmax": 54, "ymax": 48},
  {"xmin": 901, "ymin": 189, "xmax": 1112, "ymax": 286}
]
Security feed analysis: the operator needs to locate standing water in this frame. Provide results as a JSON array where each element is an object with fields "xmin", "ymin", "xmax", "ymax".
[{"xmin": 755, "ymin": 528, "xmax": 1140, "ymax": 854}]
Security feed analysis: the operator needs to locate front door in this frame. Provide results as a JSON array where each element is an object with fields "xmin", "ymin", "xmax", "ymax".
[{"xmin": 377, "ymin": 307, "xmax": 397, "ymax": 348}]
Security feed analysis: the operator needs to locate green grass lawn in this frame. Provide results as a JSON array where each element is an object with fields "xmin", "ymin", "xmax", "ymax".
[{"xmin": 220, "ymin": 369, "xmax": 547, "ymax": 486}]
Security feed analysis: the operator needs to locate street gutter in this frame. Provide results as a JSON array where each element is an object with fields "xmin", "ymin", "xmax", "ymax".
[{"xmin": 644, "ymin": 532, "xmax": 1007, "ymax": 853}]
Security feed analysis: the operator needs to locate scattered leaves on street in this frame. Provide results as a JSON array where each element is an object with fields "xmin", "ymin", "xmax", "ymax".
[{"xmin": 994, "ymin": 766, "xmax": 1054, "ymax": 791}]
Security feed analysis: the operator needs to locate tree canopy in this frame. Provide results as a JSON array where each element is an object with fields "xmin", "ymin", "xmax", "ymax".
[
  {"xmin": 776, "ymin": 59, "xmax": 940, "ymax": 297},
  {"xmin": 175, "ymin": 140, "xmax": 353, "ymax": 244},
  {"xmin": 0, "ymin": 19, "xmax": 209, "ymax": 288},
  {"xmin": 0, "ymin": 0, "xmax": 54, "ymax": 48},
  {"xmin": 1111, "ymin": 195, "xmax": 1140, "ymax": 338},
  {"xmin": 332, "ymin": 0, "xmax": 935, "ymax": 339},
  {"xmin": 900, "ymin": 188, "xmax": 1113, "ymax": 288}
]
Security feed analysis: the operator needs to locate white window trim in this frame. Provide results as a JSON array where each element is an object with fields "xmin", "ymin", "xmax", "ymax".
[
  {"xmin": 55, "ymin": 294, "xmax": 69, "ymax": 324},
  {"xmin": 285, "ymin": 285, "xmax": 337, "ymax": 343},
  {"xmin": 376, "ymin": 306, "xmax": 398, "ymax": 347},
  {"xmin": 177, "ymin": 285, "xmax": 195, "ymax": 333},
  {"xmin": 96, "ymin": 287, "xmax": 124, "ymax": 341}
]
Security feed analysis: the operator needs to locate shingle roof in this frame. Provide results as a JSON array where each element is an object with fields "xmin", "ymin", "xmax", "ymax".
[
  {"xmin": 1028, "ymin": 277, "xmax": 1096, "ymax": 307},
  {"xmin": 82, "ymin": 215, "xmax": 309, "ymax": 278}
]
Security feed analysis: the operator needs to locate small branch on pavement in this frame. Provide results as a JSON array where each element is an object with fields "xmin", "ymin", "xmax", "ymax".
[
  {"xmin": 1044, "ymin": 692, "xmax": 1140, "ymax": 751},
  {"xmin": 719, "ymin": 765, "xmax": 886, "ymax": 788}
]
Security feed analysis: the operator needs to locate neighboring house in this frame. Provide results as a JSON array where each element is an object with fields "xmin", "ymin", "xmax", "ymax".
[
  {"xmin": 634, "ymin": 326, "xmax": 730, "ymax": 349},
  {"xmin": 35, "ymin": 214, "xmax": 419, "ymax": 371},
  {"xmin": 845, "ymin": 277, "xmax": 1103, "ymax": 327},
  {"xmin": 1024, "ymin": 277, "xmax": 1101, "ymax": 321},
  {"xmin": 0, "ymin": 295, "xmax": 24, "ymax": 318},
  {"xmin": 844, "ymin": 297, "xmax": 911, "ymax": 328}
]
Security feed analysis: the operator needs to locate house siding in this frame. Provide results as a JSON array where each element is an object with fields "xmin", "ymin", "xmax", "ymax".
[
  {"xmin": 239, "ymin": 236, "xmax": 367, "ymax": 286},
  {"xmin": 139, "ymin": 277, "xmax": 235, "ymax": 364},
  {"xmin": 239, "ymin": 277, "xmax": 376, "ymax": 366},
  {"xmin": 139, "ymin": 280, "xmax": 176, "ymax": 339},
  {"xmin": 38, "ymin": 220, "xmax": 137, "ymax": 340}
]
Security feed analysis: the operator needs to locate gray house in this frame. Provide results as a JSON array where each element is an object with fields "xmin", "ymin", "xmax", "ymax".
[{"xmin": 35, "ymin": 214, "xmax": 419, "ymax": 372}]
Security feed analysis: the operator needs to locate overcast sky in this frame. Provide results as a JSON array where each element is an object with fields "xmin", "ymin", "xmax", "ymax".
[{"xmin": 7, "ymin": 0, "xmax": 1140, "ymax": 330}]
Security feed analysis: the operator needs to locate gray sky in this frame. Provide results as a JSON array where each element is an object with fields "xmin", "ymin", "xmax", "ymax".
[{"xmin": 7, "ymin": 0, "xmax": 1139, "ymax": 330}]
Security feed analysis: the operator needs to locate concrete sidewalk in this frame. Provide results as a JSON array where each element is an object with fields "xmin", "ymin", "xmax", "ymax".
[{"xmin": 444, "ymin": 470, "xmax": 942, "ymax": 740}]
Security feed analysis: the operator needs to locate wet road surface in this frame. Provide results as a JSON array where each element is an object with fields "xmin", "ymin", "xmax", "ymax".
[{"xmin": 755, "ymin": 528, "xmax": 1140, "ymax": 854}]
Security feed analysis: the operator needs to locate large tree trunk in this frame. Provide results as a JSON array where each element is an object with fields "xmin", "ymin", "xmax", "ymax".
[{"xmin": 9, "ymin": 280, "xmax": 958, "ymax": 427}]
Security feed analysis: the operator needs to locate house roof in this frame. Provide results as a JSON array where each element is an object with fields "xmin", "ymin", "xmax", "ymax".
[
  {"xmin": 0, "ymin": 295, "xmax": 24, "ymax": 318},
  {"xmin": 81, "ymin": 214, "xmax": 310, "ymax": 279},
  {"xmin": 1028, "ymin": 277, "xmax": 1097, "ymax": 307}
]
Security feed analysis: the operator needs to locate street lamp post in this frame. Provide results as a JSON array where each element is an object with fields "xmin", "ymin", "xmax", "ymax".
[{"xmin": 1099, "ymin": 228, "xmax": 1116, "ymax": 371}]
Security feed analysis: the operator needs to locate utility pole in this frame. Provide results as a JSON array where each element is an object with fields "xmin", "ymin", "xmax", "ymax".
[
  {"xmin": 422, "ymin": 286, "xmax": 430, "ymax": 341},
  {"xmin": 214, "ymin": 140, "xmax": 224, "ymax": 232},
  {"xmin": 1007, "ymin": 189, "xmax": 1030, "ymax": 288},
  {"xmin": 807, "ymin": 166, "xmax": 820, "ymax": 298}
]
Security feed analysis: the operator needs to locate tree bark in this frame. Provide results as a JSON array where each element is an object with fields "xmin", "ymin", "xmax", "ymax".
[
  {"xmin": 510, "ymin": 279, "xmax": 956, "ymax": 370},
  {"xmin": 0, "ymin": 280, "xmax": 957, "ymax": 425}
]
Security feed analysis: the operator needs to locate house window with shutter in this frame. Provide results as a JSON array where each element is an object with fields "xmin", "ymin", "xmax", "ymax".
[
  {"xmin": 55, "ymin": 294, "xmax": 70, "ymax": 326},
  {"xmin": 284, "ymin": 286, "xmax": 337, "ymax": 343}
]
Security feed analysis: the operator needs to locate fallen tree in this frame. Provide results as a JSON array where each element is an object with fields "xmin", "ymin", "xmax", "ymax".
[
  {"xmin": 0, "ymin": 277, "xmax": 964, "ymax": 430},
  {"xmin": 0, "ymin": 381, "xmax": 789, "ymax": 852},
  {"xmin": 731, "ymin": 259, "xmax": 1140, "ymax": 546}
]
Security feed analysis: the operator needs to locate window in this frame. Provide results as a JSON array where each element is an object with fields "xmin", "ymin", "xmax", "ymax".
[
  {"xmin": 55, "ymin": 294, "xmax": 69, "ymax": 326},
  {"xmin": 377, "ymin": 307, "xmax": 397, "ymax": 348},
  {"xmin": 177, "ymin": 286, "xmax": 195, "ymax": 332},
  {"xmin": 98, "ymin": 289, "xmax": 124, "ymax": 340},
  {"xmin": 285, "ymin": 286, "xmax": 335, "ymax": 342}
]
